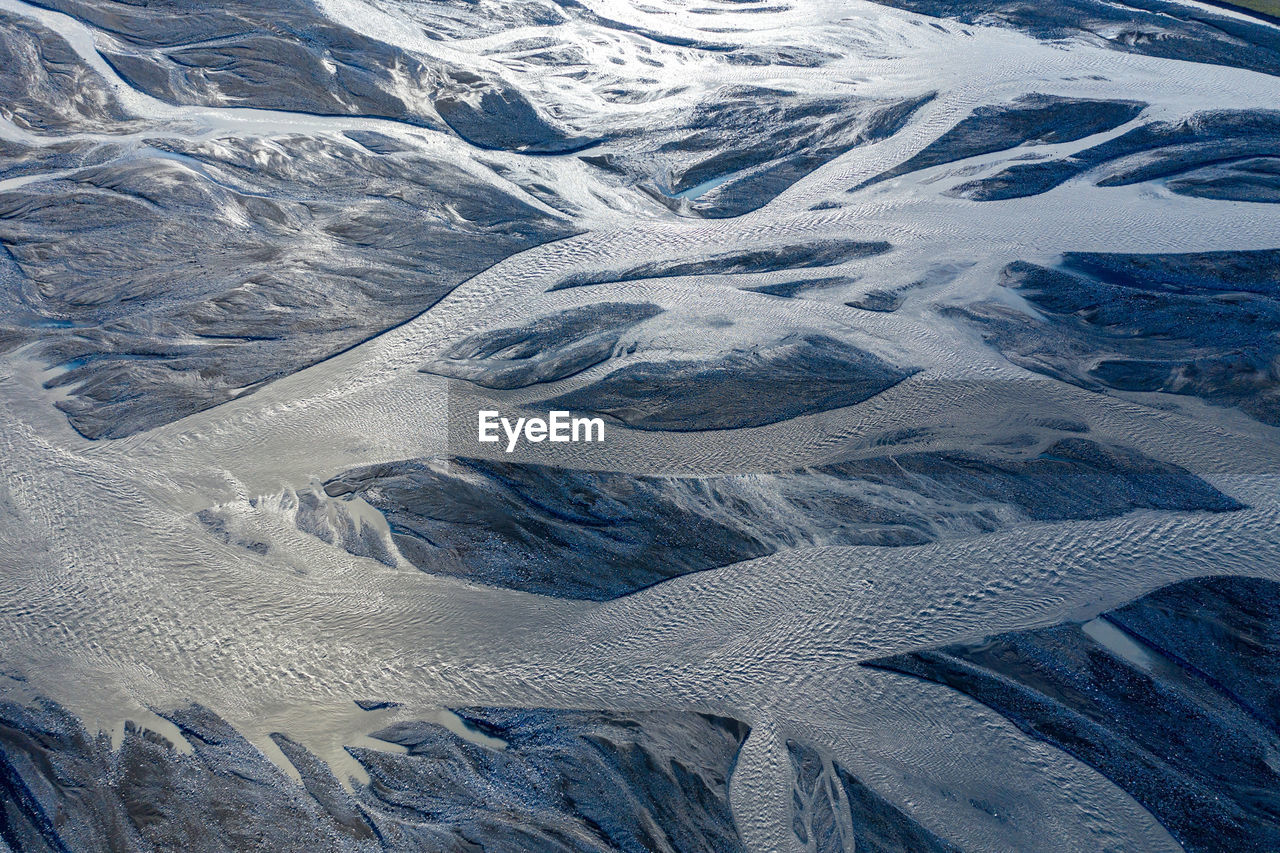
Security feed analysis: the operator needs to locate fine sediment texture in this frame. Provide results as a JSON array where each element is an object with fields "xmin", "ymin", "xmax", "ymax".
[
  {"xmin": 866, "ymin": 576, "xmax": 1280, "ymax": 853},
  {"xmin": 1, "ymin": 0, "xmax": 1279, "ymax": 849}
]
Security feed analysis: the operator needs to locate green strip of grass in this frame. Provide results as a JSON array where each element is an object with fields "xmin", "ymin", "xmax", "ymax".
[{"xmin": 1218, "ymin": 0, "xmax": 1280, "ymax": 17}]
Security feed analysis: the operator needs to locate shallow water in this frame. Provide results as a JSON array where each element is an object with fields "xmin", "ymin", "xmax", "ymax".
[{"xmin": 1, "ymin": 0, "xmax": 1279, "ymax": 849}]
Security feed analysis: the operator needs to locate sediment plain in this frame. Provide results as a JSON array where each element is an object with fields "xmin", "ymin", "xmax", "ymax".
[{"xmin": 1, "ymin": 0, "xmax": 1280, "ymax": 850}]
